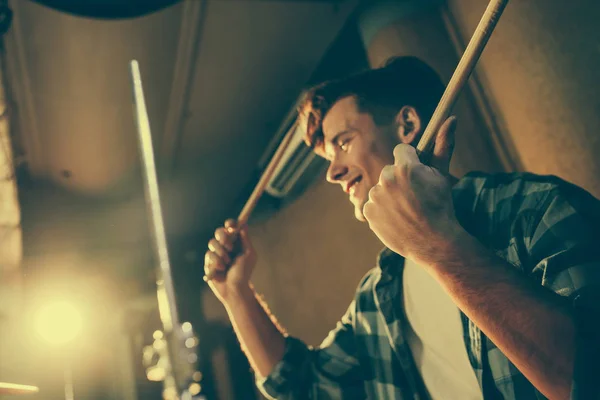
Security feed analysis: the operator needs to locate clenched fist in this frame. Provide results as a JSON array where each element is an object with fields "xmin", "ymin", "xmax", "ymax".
[
  {"xmin": 204, "ymin": 219, "xmax": 257, "ymax": 303},
  {"xmin": 363, "ymin": 116, "xmax": 464, "ymax": 267}
]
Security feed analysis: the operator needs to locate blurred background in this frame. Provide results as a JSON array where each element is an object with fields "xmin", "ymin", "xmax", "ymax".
[{"xmin": 0, "ymin": 0, "xmax": 598, "ymax": 399}]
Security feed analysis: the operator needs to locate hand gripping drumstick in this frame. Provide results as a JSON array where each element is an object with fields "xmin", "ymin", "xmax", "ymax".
[
  {"xmin": 205, "ymin": 0, "xmax": 509, "ymax": 281},
  {"xmin": 203, "ymin": 123, "xmax": 297, "ymax": 281}
]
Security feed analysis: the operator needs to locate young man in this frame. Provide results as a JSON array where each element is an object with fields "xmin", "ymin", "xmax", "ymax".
[{"xmin": 203, "ymin": 57, "xmax": 599, "ymax": 400}]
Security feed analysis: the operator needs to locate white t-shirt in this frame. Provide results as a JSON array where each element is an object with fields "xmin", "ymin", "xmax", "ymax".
[{"xmin": 402, "ymin": 257, "xmax": 483, "ymax": 400}]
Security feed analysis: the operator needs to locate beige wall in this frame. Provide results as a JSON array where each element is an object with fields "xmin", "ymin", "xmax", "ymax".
[
  {"xmin": 447, "ymin": 0, "xmax": 600, "ymax": 197},
  {"xmin": 250, "ymin": 177, "xmax": 384, "ymax": 346},
  {"xmin": 359, "ymin": 4, "xmax": 509, "ymax": 177}
]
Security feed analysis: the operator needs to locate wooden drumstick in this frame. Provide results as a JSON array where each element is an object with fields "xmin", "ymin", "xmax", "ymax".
[
  {"xmin": 204, "ymin": 123, "xmax": 298, "ymax": 281},
  {"xmin": 0, "ymin": 382, "xmax": 39, "ymax": 395},
  {"xmin": 238, "ymin": 123, "xmax": 298, "ymax": 226},
  {"xmin": 205, "ymin": 0, "xmax": 509, "ymax": 281},
  {"xmin": 416, "ymin": 0, "xmax": 509, "ymax": 161}
]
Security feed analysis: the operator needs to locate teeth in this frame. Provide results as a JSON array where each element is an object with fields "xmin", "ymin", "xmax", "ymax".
[
  {"xmin": 349, "ymin": 182, "xmax": 357, "ymax": 195},
  {"xmin": 347, "ymin": 177, "xmax": 361, "ymax": 195}
]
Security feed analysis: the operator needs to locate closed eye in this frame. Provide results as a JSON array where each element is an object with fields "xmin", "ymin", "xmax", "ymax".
[
  {"xmin": 338, "ymin": 136, "xmax": 352, "ymax": 152},
  {"xmin": 324, "ymin": 130, "xmax": 354, "ymax": 158}
]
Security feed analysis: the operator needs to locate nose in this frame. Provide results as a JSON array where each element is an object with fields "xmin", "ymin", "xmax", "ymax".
[{"xmin": 326, "ymin": 159, "xmax": 348, "ymax": 183}]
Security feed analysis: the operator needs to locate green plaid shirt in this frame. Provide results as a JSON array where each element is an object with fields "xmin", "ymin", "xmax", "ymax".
[{"xmin": 257, "ymin": 172, "xmax": 600, "ymax": 399}]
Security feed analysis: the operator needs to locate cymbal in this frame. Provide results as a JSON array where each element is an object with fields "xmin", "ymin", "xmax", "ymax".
[{"xmin": 0, "ymin": 382, "xmax": 39, "ymax": 395}]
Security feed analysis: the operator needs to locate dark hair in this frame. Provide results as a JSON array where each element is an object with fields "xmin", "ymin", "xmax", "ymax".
[{"xmin": 297, "ymin": 56, "xmax": 445, "ymax": 153}]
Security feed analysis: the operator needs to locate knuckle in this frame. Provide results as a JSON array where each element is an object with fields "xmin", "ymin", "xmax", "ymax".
[
  {"xmin": 209, "ymin": 239, "xmax": 226, "ymax": 256},
  {"xmin": 393, "ymin": 144, "xmax": 410, "ymax": 161},
  {"xmin": 204, "ymin": 250, "xmax": 221, "ymax": 267},
  {"xmin": 399, "ymin": 163, "xmax": 410, "ymax": 178},
  {"xmin": 215, "ymin": 228, "xmax": 232, "ymax": 246},
  {"xmin": 394, "ymin": 144, "xmax": 418, "ymax": 167},
  {"xmin": 408, "ymin": 164, "xmax": 425, "ymax": 182},
  {"xmin": 224, "ymin": 219, "xmax": 237, "ymax": 231},
  {"xmin": 369, "ymin": 184, "xmax": 382, "ymax": 202},
  {"xmin": 204, "ymin": 265, "xmax": 216, "ymax": 277},
  {"xmin": 363, "ymin": 201, "xmax": 373, "ymax": 218},
  {"xmin": 392, "ymin": 144, "xmax": 405, "ymax": 160},
  {"xmin": 380, "ymin": 166, "xmax": 394, "ymax": 186},
  {"xmin": 204, "ymin": 251, "xmax": 216, "ymax": 266},
  {"xmin": 397, "ymin": 163, "xmax": 416, "ymax": 183},
  {"xmin": 208, "ymin": 238, "xmax": 218, "ymax": 251}
]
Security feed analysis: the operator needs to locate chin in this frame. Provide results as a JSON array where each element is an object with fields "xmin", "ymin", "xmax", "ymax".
[
  {"xmin": 354, "ymin": 201, "xmax": 367, "ymax": 222},
  {"xmin": 355, "ymin": 210, "xmax": 367, "ymax": 222}
]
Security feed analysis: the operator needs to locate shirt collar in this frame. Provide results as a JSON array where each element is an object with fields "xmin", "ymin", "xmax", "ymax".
[{"xmin": 376, "ymin": 247, "xmax": 404, "ymax": 281}]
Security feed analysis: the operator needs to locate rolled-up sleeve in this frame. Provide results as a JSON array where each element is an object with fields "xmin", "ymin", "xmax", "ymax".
[
  {"xmin": 523, "ymin": 181, "xmax": 600, "ymax": 400},
  {"xmin": 257, "ymin": 300, "xmax": 366, "ymax": 400}
]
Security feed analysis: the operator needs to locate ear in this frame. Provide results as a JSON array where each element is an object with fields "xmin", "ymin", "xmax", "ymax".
[{"xmin": 395, "ymin": 106, "xmax": 422, "ymax": 145}]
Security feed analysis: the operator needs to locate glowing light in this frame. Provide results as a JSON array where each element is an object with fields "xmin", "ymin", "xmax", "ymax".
[
  {"xmin": 146, "ymin": 366, "xmax": 166, "ymax": 382},
  {"xmin": 33, "ymin": 301, "xmax": 83, "ymax": 346},
  {"xmin": 153, "ymin": 339, "xmax": 166, "ymax": 351},
  {"xmin": 188, "ymin": 383, "xmax": 201, "ymax": 395},
  {"xmin": 192, "ymin": 371, "xmax": 202, "ymax": 381},
  {"xmin": 181, "ymin": 322, "xmax": 192, "ymax": 333}
]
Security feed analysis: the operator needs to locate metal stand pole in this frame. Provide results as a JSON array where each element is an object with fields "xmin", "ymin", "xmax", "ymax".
[{"xmin": 64, "ymin": 361, "xmax": 74, "ymax": 400}]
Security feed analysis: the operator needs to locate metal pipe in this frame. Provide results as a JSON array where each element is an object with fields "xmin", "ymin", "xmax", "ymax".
[{"xmin": 130, "ymin": 60, "xmax": 181, "ymax": 399}]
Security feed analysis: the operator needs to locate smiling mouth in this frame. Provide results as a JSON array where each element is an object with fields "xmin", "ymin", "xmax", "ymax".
[{"xmin": 347, "ymin": 176, "xmax": 362, "ymax": 196}]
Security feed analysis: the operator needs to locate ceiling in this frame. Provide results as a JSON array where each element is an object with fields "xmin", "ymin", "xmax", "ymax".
[
  {"xmin": 0, "ymin": 3, "xmax": 363, "ymax": 389},
  {"xmin": 3, "ymin": 0, "xmax": 360, "ymax": 270}
]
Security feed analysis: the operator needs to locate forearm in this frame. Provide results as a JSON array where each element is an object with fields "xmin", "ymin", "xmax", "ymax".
[
  {"xmin": 223, "ymin": 283, "xmax": 286, "ymax": 378},
  {"xmin": 431, "ymin": 231, "xmax": 575, "ymax": 400}
]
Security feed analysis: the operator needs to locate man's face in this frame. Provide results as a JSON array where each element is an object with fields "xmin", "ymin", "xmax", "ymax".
[{"xmin": 321, "ymin": 96, "xmax": 398, "ymax": 221}]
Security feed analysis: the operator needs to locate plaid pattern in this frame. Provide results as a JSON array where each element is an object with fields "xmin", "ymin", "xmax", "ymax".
[{"xmin": 258, "ymin": 172, "xmax": 600, "ymax": 399}]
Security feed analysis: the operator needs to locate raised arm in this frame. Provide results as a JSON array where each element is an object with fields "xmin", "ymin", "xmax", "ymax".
[
  {"xmin": 204, "ymin": 219, "xmax": 285, "ymax": 377},
  {"xmin": 204, "ymin": 220, "xmax": 366, "ymax": 399}
]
